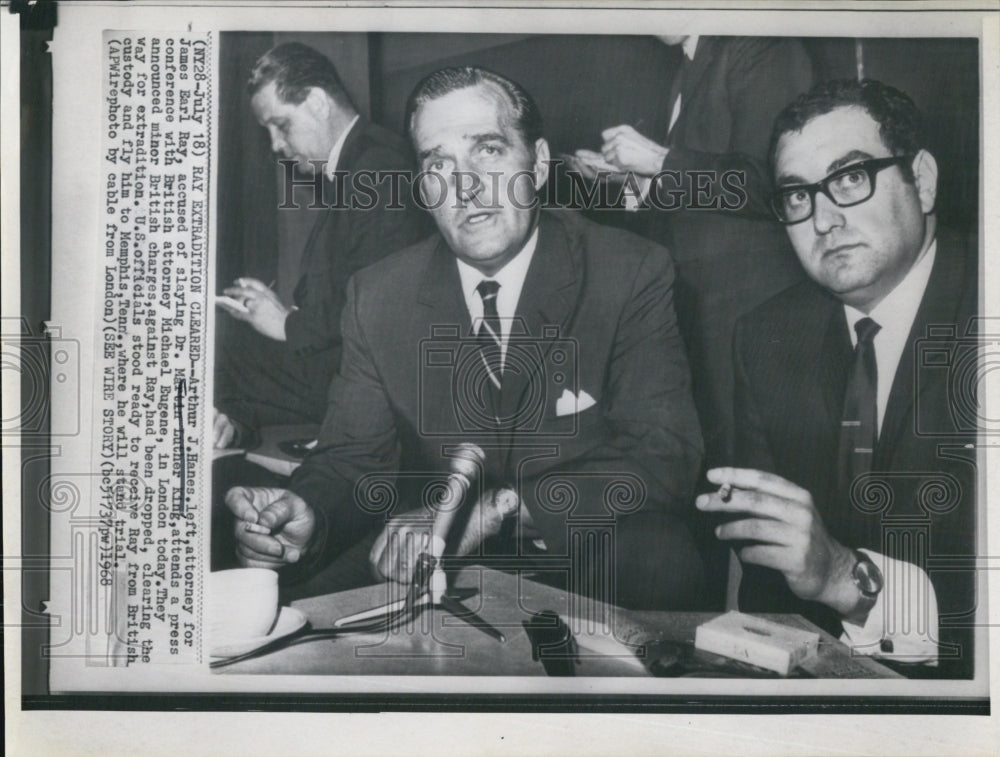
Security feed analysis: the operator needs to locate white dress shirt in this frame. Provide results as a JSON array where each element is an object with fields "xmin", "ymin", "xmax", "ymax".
[
  {"xmin": 840, "ymin": 240, "xmax": 940, "ymax": 665},
  {"xmin": 455, "ymin": 227, "xmax": 539, "ymax": 371},
  {"xmin": 324, "ymin": 114, "xmax": 361, "ymax": 180}
]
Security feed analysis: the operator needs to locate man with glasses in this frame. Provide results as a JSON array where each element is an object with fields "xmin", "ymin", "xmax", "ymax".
[{"xmin": 697, "ymin": 79, "xmax": 977, "ymax": 677}]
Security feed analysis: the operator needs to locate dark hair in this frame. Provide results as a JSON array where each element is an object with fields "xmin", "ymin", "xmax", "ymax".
[
  {"xmin": 768, "ymin": 79, "xmax": 924, "ymax": 181},
  {"xmin": 404, "ymin": 66, "xmax": 543, "ymax": 149},
  {"xmin": 248, "ymin": 42, "xmax": 355, "ymax": 112}
]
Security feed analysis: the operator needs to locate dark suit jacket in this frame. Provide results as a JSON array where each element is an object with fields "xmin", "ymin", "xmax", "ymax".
[
  {"xmin": 646, "ymin": 36, "xmax": 814, "ymax": 468},
  {"xmin": 733, "ymin": 230, "xmax": 978, "ymax": 678},
  {"xmin": 283, "ymin": 118, "xmax": 429, "ymax": 404},
  {"xmin": 289, "ymin": 210, "xmax": 705, "ymax": 606}
]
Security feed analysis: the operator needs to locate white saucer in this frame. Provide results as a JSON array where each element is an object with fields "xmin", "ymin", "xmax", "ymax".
[{"xmin": 210, "ymin": 606, "xmax": 308, "ymax": 658}]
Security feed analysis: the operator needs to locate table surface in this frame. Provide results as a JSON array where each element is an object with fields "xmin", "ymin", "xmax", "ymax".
[{"xmin": 216, "ymin": 566, "xmax": 901, "ymax": 678}]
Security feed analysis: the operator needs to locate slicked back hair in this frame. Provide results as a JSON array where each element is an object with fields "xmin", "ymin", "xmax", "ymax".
[
  {"xmin": 248, "ymin": 42, "xmax": 355, "ymax": 112},
  {"xmin": 404, "ymin": 66, "xmax": 543, "ymax": 152},
  {"xmin": 769, "ymin": 78, "xmax": 924, "ymax": 183}
]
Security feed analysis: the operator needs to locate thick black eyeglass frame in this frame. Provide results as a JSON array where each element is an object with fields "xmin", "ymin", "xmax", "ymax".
[{"xmin": 770, "ymin": 154, "xmax": 916, "ymax": 225}]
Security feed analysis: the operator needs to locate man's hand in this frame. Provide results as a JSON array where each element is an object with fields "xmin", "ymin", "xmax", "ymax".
[
  {"xmin": 225, "ymin": 486, "xmax": 316, "ymax": 569},
  {"xmin": 600, "ymin": 125, "xmax": 669, "ymax": 176},
  {"xmin": 571, "ymin": 149, "xmax": 621, "ymax": 180},
  {"xmin": 696, "ymin": 467, "xmax": 857, "ymax": 614},
  {"xmin": 368, "ymin": 490, "xmax": 508, "ymax": 584},
  {"xmin": 213, "ymin": 408, "xmax": 238, "ymax": 449},
  {"xmin": 222, "ymin": 278, "xmax": 290, "ymax": 341}
]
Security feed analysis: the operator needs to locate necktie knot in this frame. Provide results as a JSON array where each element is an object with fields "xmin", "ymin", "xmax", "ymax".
[
  {"xmin": 476, "ymin": 279, "xmax": 500, "ymax": 305},
  {"xmin": 855, "ymin": 317, "xmax": 881, "ymax": 346}
]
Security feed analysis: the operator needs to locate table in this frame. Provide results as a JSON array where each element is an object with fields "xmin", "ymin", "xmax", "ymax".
[{"xmin": 216, "ymin": 567, "xmax": 901, "ymax": 678}]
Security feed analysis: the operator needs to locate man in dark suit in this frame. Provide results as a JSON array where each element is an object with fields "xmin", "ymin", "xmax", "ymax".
[
  {"xmin": 583, "ymin": 36, "xmax": 814, "ymax": 468},
  {"xmin": 214, "ymin": 43, "xmax": 426, "ymax": 446},
  {"xmin": 223, "ymin": 66, "xmax": 705, "ymax": 610},
  {"xmin": 698, "ymin": 79, "xmax": 978, "ymax": 677}
]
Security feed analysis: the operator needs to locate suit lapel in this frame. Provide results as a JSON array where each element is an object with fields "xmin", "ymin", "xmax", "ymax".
[
  {"xmin": 414, "ymin": 236, "xmax": 478, "ymax": 439},
  {"xmin": 817, "ymin": 298, "xmax": 853, "ymax": 432},
  {"xmin": 293, "ymin": 121, "xmax": 367, "ymax": 301},
  {"xmin": 498, "ymin": 214, "xmax": 580, "ymax": 455},
  {"xmin": 876, "ymin": 239, "xmax": 968, "ymax": 465},
  {"xmin": 293, "ymin": 184, "xmax": 335, "ymax": 303},
  {"xmin": 335, "ymin": 117, "xmax": 367, "ymax": 174}
]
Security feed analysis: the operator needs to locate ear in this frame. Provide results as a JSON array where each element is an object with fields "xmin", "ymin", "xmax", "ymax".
[
  {"xmin": 911, "ymin": 149, "xmax": 938, "ymax": 214},
  {"xmin": 303, "ymin": 86, "xmax": 331, "ymax": 119},
  {"xmin": 532, "ymin": 138, "xmax": 551, "ymax": 190}
]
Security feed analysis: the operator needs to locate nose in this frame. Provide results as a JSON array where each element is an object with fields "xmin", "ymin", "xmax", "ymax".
[
  {"xmin": 267, "ymin": 127, "xmax": 287, "ymax": 156},
  {"xmin": 811, "ymin": 191, "xmax": 845, "ymax": 235},
  {"xmin": 453, "ymin": 169, "xmax": 485, "ymax": 205}
]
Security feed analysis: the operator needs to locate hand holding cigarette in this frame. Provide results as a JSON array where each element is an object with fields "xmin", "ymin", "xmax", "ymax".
[{"xmin": 696, "ymin": 467, "xmax": 857, "ymax": 613}]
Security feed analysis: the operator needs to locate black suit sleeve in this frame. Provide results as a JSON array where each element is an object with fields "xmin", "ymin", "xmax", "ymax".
[
  {"xmin": 732, "ymin": 314, "xmax": 777, "ymax": 471},
  {"xmin": 287, "ymin": 273, "xmax": 401, "ymax": 574},
  {"xmin": 284, "ymin": 149, "xmax": 426, "ymax": 362}
]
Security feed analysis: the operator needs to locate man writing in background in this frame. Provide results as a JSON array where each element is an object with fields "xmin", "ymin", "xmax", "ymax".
[
  {"xmin": 699, "ymin": 80, "xmax": 977, "ymax": 677},
  {"xmin": 214, "ymin": 42, "xmax": 426, "ymax": 446},
  {"xmin": 222, "ymin": 66, "xmax": 705, "ymax": 609},
  {"xmin": 578, "ymin": 35, "xmax": 812, "ymax": 468}
]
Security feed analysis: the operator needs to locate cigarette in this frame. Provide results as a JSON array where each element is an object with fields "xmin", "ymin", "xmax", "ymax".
[
  {"xmin": 718, "ymin": 483, "xmax": 733, "ymax": 503},
  {"xmin": 243, "ymin": 521, "xmax": 271, "ymax": 535}
]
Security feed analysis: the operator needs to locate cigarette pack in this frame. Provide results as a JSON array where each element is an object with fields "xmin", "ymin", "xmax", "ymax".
[{"xmin": 694, "ymin": 612, "xmax": 820, "ymax": 675}]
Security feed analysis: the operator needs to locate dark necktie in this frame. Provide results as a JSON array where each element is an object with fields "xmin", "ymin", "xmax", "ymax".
[
  {"xmin": 475, "ymin": 280, "xmax": 503, "ymax": 409},
  {"xmin": 838, "ymin": 317, "xmax": 881, "ymax": 507},
  {"xmin": 665, "ymin": 56, "xmax": 691, "ymax": 145}
]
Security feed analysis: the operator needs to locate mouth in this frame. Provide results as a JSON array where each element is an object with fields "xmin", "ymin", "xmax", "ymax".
[
  {"xmin": 462, "ymin": 211, "xmax": 497, "ymax": 228},
  {"xmin": 820, "ymin": 243, "xmax": 863, "ymax": 258}
]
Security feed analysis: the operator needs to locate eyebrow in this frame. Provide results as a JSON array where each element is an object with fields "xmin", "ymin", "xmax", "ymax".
[
  {"xmin": 417, "ymin": 132, "xmax": 512, "ymax": 162},
  {"xmin": 417, "ymin": 145, "xmax": 443, "ymax": 162},
  {"xmin": 469, "ymin": 131, "xmax": 510, "ymax": 146},
  {"xmin": 826, "ymin": 149, "xmax": 876, "ymax": 173},
  {"xmin": 776, "ymin": 149, "xmax": 879, "ymax": 186}
]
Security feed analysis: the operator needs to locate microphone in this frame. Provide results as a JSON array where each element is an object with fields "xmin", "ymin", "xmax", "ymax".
[
  {"xmin": 428, "ymin": 443, "xmax": 485, "ymax": 602},
  {"xmin": 429, "ymin": 443, "xmax": 485, "ymax": 558}
]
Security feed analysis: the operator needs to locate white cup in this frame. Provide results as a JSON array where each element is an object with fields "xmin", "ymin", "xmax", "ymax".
[{"xmin": 208, "ymin": 568, "xmax": 279, "ymax": 641}]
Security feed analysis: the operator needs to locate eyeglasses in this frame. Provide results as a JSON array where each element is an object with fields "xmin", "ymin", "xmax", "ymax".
[{"xmin": 771, "ymin": 155, "xmax": 915, "ymax": 225}]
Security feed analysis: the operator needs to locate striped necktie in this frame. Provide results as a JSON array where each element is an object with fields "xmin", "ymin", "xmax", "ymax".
[
  {"xmin": 475, "ymin": 280, "xmax": 503, "ymax": 398},
  {"xmin": 838, "ymin": 316, "xmax": 881, "ymax": 507}
]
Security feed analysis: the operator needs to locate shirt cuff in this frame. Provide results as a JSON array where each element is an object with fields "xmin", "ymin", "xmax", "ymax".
[{"xmin": 839, "ymin": 548, "xmax": 939, "ymax": 666}]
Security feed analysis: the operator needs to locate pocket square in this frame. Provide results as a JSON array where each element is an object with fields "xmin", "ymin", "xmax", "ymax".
[{"xmin": 556, "ymin": 389, "xmax": 597, "ymax": 417}]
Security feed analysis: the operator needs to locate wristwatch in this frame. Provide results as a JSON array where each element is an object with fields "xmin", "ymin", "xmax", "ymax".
[{"xmin": 850, "ymin": 549, "xmax": 884, "ymax": 616}]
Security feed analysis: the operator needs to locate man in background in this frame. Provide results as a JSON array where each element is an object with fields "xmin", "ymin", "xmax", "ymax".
[
  {"xmin": 581, "ymin": 35, "xmax": 813, "ymax": 468},
  {"xmin": 578, "ymin": 35, "xmax": 815, "ymax": 608},
  {"xmin": 699, "ymin": 79, "xmax": 977, "ymax": 678},
  {"xmin": 214, "ymin": 42, "xmax": 426, "ymax": 446}
]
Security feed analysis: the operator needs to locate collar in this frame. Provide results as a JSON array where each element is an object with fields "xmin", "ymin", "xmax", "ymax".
[
  {"xmin": 324, "ymin": 114, "xmax": 361, "ymax": 180},
  {"xmin": 682, "ymin": 35, "xmax": 700, "ymax": 60},
  {"xmin": 843, "ymin": 239, "xmax": 937, "ymax": 345},
  {"xmin": 455, "ymin": 226, "xmax": 540, "ymax": 321}
]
